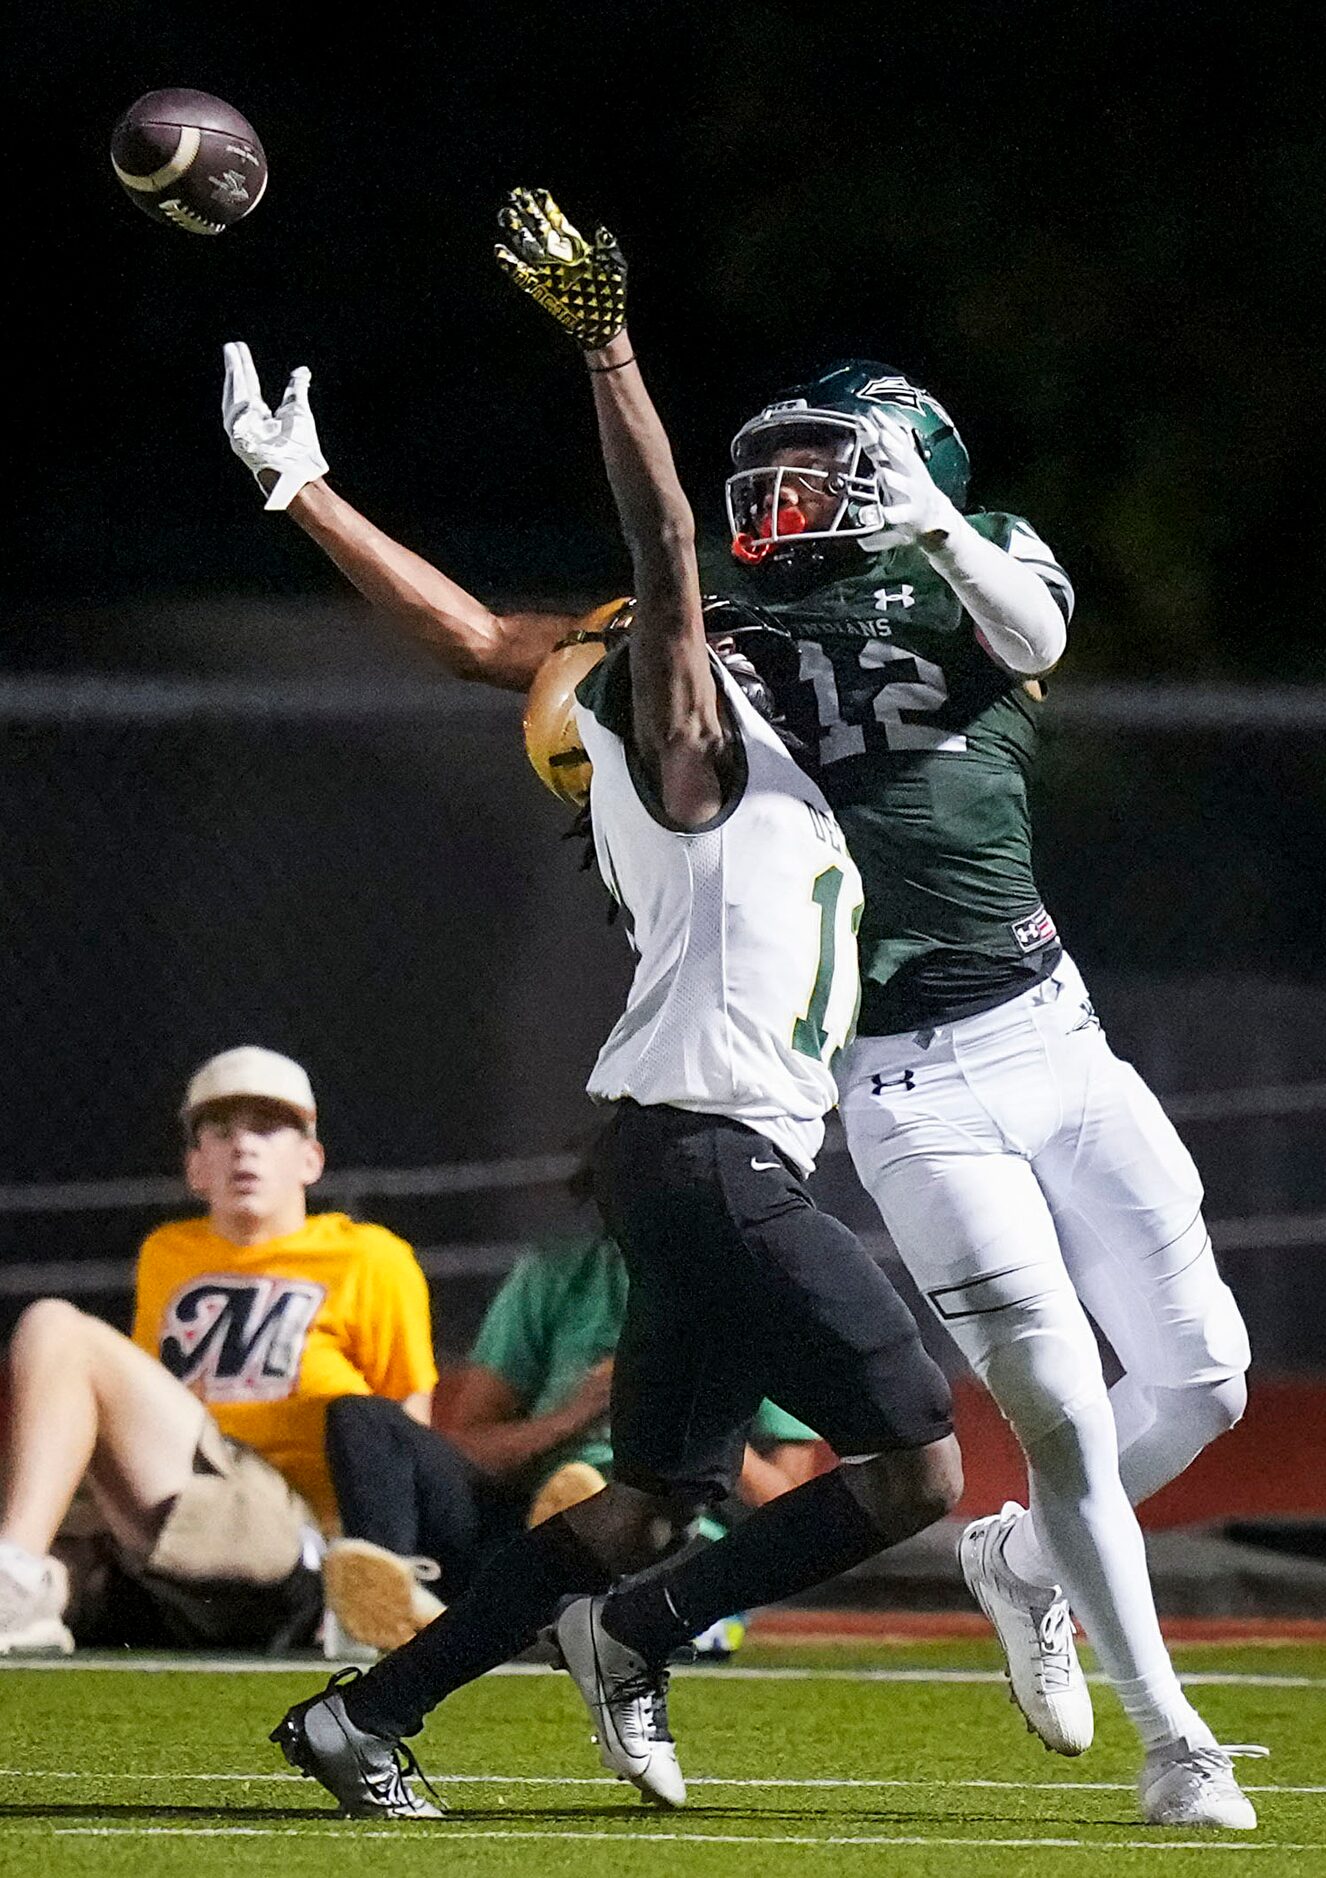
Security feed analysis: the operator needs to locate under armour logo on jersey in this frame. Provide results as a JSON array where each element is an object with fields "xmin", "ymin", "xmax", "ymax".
[
  {"xmin": 873, "ymin": 585, "xmax": 915, "ymax": 611},
  {"xmin": 158, "ymin": 1275, "xmax": 326, "ymax": 1403},
  {"xmin": 1011, "ymin": 905, "xmax": 1058, "ymax": 954},
  {"xmin": 870, "ymin": 1069, "xmax": 916, "ymax": 1096}
]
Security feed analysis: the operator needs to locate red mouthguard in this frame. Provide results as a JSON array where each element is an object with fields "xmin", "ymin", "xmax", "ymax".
[{"xmin": 732, "ymin": 505, "xmax": 808, "ymax": 562}]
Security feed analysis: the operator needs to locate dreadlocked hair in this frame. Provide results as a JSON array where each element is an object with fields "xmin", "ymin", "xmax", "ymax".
[{"xmin": 562, "ymin": 804, "xmax": 619, "ymax": 924}]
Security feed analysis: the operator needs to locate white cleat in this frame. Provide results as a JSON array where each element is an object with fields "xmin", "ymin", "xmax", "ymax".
[
  {"xmin": 322, "ymin": 1540, "xmax": 445, "ymax": 1653},
  {"xmin": 959, "ymin": 1502, "xmax": 1093, "ymax": 1756},
  {"xmin": 1139, "ymin": 1741, "xmax": 1267, "ymax": 1830},
  {"xmin": 0, "ymin": 1548, "xmax": 75, "ymax": 1656},
  {"xmin": 554, "ymin": 1595, "xmax": 687, "ymax": 1808}
]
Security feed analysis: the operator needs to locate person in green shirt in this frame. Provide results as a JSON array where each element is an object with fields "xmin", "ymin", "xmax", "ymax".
[{"xmin": 323, "ymin": 1232, "xmax": 820, "ymax": 1653}]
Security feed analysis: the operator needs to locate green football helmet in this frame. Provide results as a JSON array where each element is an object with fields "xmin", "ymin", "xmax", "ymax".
[{"xmin": 726, "ymin": 361, "xmax": 970, "ymax": 570}]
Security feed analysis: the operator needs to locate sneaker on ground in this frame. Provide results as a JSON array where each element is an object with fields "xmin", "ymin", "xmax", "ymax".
[
  {"xmin": 0, "ymin": 1547, "xmax": 75, "ymax": 1657},
  {"xmin": 319, "ymin": 1602, "xmax": 378, "ymax": 1664},
  {"xmin": 554, "ymin": 1594, "xmax": 686, "ymax": 1807},
  {"xmin": 269, "ymin": 1667, "xmax": 443, "ymax": 1818},
  {"xmin": 322, "ymin": 1539, "xmax": 445, "ymax": 1653},
  {"xmin": 959, "ymin": 1501, "xmax": 1093, "ymax": 1756},
  {"xmin": 1138, "ymin": 1741, "xmax": 1267, "ymax": 1830},
  {"xmin": 688, "ymin": 1614, "xmax": 747, "ymax": 1659},
  {"xmin": 527, "ymin": 1461, "xmax": 608, "ymax": 1528}
]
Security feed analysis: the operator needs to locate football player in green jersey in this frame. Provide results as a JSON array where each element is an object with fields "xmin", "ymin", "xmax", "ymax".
[
  {"xmin": 219, "ymin": 256, "xmax": 1258, "ymax": 1835},
  {"xmin": 721, "ymin": 362, "xmax": 1260, "ymax": 1827}
]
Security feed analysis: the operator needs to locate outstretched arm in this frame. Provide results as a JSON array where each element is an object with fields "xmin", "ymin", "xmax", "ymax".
[
  {"xmin": 859, "ymin": 412, "xmax": 1069, "ymax": 678},
  {"xmin": 584, "ymin": 334, "xmax": 728, "ymax": 823},
  {"xmin": 496, "ymin": 190, "xmax": 728, "ymax": 824},
  {"xmin": 283, "ymin": 479, "xmax": 578, "ymax": 690},
  {"xmin": 221, "ymin": 341, "xmax": 577, "ymax": 691}
]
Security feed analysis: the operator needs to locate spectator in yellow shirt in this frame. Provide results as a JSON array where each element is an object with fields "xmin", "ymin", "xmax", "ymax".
[{"xmin": 0, "ymin": 1046, "xmax": 438, "ymax": 1654}]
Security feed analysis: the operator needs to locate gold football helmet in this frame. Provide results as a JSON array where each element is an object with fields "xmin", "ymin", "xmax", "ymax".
[{"xmin": 523, "ymin": 598, "xmax": 633, "ymax": 805}]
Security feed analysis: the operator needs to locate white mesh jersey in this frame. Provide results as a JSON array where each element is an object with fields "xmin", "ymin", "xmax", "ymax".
[{"xmin": 576, "ymin": 646, "xmax": 864, "ymax": 1175}]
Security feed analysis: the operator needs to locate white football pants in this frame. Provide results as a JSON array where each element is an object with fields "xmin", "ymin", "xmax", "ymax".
[
  {"xmin": 839, "ymin": 951, "xmax": 1249, "ymax": 1452},
  {"xmin": 839, "ymin": 952, "xmax": 1250, "ymax": 1742}
]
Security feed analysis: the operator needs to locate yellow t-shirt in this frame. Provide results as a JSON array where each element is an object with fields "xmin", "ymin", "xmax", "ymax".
[{"xmin": 131, "ymin": 1212, "xmax": 439, "ymax": 1527}]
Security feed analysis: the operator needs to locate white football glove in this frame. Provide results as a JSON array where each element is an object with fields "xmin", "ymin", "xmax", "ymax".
[
  {"xmin": 222, "ymin": 341, "xmax": 329, "ymax": 511},
  {"xmin": 857, "ymin": 410, "xmax": 959, "ymax": 552}
]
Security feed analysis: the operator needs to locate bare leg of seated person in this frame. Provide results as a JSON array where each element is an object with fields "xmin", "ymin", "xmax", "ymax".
[{"xmin": 0, "ymin": 1298, "xmax": 207, "ymax": 1651}]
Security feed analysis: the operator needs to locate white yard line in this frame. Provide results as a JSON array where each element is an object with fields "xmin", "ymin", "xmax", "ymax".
[
  {"xmin": 1, "ymin": 1656, "xmax": 1322, "ymax": 1688},
  {"xmin": 699, "ymin": 1668, "xmax": 1326, "ymax": 1690},
  {"xmin": 47, "ymin": 1825, "xmax": 1325, "ymax": 1852},
  {"xmin": 2, "ymin": 1770, "xmax": 1321, "ymax": 1795}
]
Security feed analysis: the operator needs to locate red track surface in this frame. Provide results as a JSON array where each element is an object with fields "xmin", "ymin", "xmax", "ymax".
[
  {"xmin": 750, "ymin": 1609, "xmax": 1326, "ymax": 1645},
  {"xmin": 950, "ymin": 1376, "xmax": 1326, "ymax": 1526}
]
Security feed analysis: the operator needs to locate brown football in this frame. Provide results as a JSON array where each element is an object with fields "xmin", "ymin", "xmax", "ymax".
[{"xmin": 110, "ymin": 89, "xmax": 267, "ymax": 235}]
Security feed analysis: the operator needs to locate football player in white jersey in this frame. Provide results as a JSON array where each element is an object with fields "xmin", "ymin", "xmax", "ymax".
[
  {"xmin": 222, "ymin": 206, "xmax": 1258, "ymax": 1830},
  {"xmin": 266, "ymin": 192, "xmax": 961, "ymax": 1817}
]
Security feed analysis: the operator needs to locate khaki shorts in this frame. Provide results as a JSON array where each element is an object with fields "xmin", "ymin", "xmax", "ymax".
[
  {"xmin": 60, "ymin": 1418, "xmax": 323, "ymax": 1651},
  {"xmin": 145, "ymin": 1416, "xmax": 312, "ymax": 1586}
]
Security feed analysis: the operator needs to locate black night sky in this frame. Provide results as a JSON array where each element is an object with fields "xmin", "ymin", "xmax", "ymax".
[
  {"xmin": 11, "ymin": 0, "xmax": 1323, "ymax": 679},
  {"xmin": 4, "ymin": 0, "xmax": 1324, "ymax": 1338}
]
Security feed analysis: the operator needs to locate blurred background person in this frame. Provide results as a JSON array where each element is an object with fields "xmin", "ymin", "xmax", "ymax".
[
  {"xmin": 324, "ymin": 1194, "xmax": 820, "ymax": 1654},
  {"xmin": 0, "ymin": 1046, "xmax": 437, "ymax": 1653}
]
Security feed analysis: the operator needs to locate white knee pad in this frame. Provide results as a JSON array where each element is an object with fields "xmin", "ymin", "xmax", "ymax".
[
  {"xmin": 979, "ymin": 1316, "xmax": 1111, "ymax": 1451},
  {"xmin": 1155, "ymin": 1371, "xmax": 1247, "ymax": 1444},
  {"xmin": 1145, "ymin": 1214, "xmax": 1252, "ymax": 1388},
  {"xmin": 1110, "ymin": 1368, "xmax": 1248, "ymax": 1508}
]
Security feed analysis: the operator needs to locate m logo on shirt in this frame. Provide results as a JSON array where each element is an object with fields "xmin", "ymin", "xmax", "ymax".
[{"xmin": 158, "ymin": 1275, "xmax": 326, "ymax": 1403}]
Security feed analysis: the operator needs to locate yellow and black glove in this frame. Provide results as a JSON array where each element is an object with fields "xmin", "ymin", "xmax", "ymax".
[{"xmin": 494, "ymin": 187, "xmax": 627, "ymax": 350}]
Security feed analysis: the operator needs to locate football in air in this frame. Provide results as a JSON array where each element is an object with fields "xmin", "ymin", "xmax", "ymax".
[{"xmin": 110, "ymin": 89, "xmax": 267, "ymax": 234}]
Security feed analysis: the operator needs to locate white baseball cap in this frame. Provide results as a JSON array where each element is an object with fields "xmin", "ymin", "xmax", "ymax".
[{"xmin": 181, "ymin": 1047, "xmax": 317, "ymax": 1127}]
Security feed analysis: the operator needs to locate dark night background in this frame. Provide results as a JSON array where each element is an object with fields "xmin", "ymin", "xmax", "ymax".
[
  {"xmin": 4, "ymin": 2, "xmax": 1324, "ymax": 1373},
  {"xmin": 10, "ymin": 0, "xmax": 1325, "ymax": 677}
]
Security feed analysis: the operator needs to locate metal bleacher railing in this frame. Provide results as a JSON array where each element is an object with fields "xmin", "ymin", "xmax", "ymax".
[
  {"xmin": 1, "ymin": 1081, "xmax": 1322, "ymax": 1300},
  {"xmin": 3, "ymin": 659, "xmax": 1323, "ymax": 1371}
]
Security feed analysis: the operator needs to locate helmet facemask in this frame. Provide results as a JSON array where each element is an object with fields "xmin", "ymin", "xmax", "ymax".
[
  {"xmin": 726, "ymin": 365, "xmax": 971, "ymax": 590},
  {"xmin": 726, "ymin": 410, "xmax": 888, "ymax": 565}
]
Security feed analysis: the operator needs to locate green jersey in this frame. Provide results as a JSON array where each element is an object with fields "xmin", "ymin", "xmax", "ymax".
[
  {"xmin": 470, "ymin": 1234, "xmax": 817, "ymax": 1491},
  {"xmin": 747, "ymin": 512, "xmax": 1073, "ymax": 1034}
]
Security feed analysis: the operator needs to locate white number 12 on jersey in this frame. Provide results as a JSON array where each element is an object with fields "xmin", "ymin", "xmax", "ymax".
[{"xmin": 799, "ymin": 642, "xmax": 968, "ymax": 759}]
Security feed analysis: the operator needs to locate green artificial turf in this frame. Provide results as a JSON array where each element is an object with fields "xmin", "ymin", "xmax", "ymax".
[{"xmin": 1, "ymin": 1642, "xmax": 1322, "ymax": 1877}]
